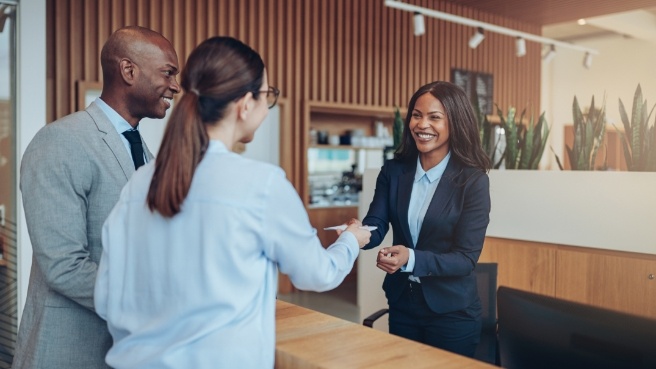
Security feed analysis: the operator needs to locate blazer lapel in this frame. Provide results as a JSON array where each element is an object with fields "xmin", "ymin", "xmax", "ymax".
[
  {"xmin": 86, "ymin": 102, "xmax": 135, "ymax": 180},
  {"xmin": 416, "ymin": 159, "xmax": 460, "ymax": 246},
  {"xmin": 396, "ymin": 161, "xmax": 416, "ymax": 248}
]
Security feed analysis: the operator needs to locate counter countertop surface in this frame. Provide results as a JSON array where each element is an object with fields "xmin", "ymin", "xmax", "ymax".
[{"xmin": 275, "ymin": 300, "xmax": 498, "ymax": 369}]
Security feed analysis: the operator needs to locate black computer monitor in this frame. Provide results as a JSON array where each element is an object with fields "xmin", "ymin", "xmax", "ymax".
[{"xmin": 497, "ymin": 286, "xmax": 656, "ymax": 369}]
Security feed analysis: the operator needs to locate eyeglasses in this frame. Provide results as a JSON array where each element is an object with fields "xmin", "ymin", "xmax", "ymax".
[{"xmin": 259, "ymin": 86, "xmax": 280, "ymax": 109}]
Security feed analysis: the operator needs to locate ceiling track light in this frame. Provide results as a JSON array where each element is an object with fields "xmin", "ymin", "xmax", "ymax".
[
  {"xmin": 583, "ymin": 52, "xmax": 593, "ymax": 69},
  {"xmin": 468, "ymin": 27, "xmax": 485, "ymax": 49},
  {"xmin": 413, "ymin": 12, "xmax": 425, "ymax": 36},
  {"xmin": 384, "ymin": 0, "xmax": 599, "ymax": 58},
  {"xmin": 543, "ymin": 44, "xmax": 556, "ymax": 63},
  {"xmin": 516, "ymin": 37, "xmax": 526, "ymax": 57}
]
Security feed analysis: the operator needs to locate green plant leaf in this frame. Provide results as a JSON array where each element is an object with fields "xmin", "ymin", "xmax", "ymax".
[
  {"xmin": 630, "ymin": 84, "xmax": 644, "ymax": 169},
  {"xmin": 498, "ymin": 105, "xmax": 519, "ymax": 169},
  {"xmin": 565, "ymin": 144, "xmax": 576, "ymax": 170},
  {"xmin": 568, "ymin": 95, "xmax": 607, "ymax": 170},
  {"xmin": 618, "ymin": 100, "xmax": 633, "ymax": 170},
  {"xmin": 572, "ymin": 96, "xmax": 585, "ymax": 168},
  {"xmin": 496, "ymin": 105, "xmax": 549, "ymax": 170},
  {"xmin": 647, "ymin": 125, "xmax": 656, "ymax": 171},
  {"xmin": 519, "ymin": 115, "xmax": 534, "ymax": 169},
  {"xmin": 616, "ymin": 129, "xmax": 633, "ymax": 170},
  {"xmin": 617, "ymin": 84, "xmax": 656, "ymax": 171},
  {"xmin": 531, "ymin": 113, "xmax": 550, "ymax": 169},
  {"xmin": 550, "ymin": 146, "xmax": 564, "ymax": 170}
]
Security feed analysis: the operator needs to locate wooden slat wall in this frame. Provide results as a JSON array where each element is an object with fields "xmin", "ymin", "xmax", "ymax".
[{"xmin": 46, "ymin": 0, "xmax": 541, "ymax": 189}]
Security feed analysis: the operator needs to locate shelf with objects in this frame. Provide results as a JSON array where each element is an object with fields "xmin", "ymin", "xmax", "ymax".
[
  {"xmin": 307, "ymin": 145, "xmax": 389, "ymax": 208},
  {"xmin": 299, "ymin": 101, "xmax": 404, "ymax": 288}
]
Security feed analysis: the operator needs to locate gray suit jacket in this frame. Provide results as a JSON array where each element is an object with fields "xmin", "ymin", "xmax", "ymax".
[{"xmin": 14, "ymin": 102, "xmax": 154, "ymax": 369}]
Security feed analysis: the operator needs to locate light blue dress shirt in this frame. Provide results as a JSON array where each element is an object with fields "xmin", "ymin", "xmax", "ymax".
[
  {"xmin": 94, "ymin": 140, "xmax": 360, "ymax": 369},
  {"xmin": 94, "ymin": 97, "xmax": 148, "ymax": 164},
  {"xmin": 403, "ymin": 152, "xmax": 451, "ymax": 281}
]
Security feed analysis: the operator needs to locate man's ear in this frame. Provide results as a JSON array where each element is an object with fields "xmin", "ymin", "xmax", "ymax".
[{"xmin": 119, "ymin": 58, "xmax": 137, "ymax": 85}]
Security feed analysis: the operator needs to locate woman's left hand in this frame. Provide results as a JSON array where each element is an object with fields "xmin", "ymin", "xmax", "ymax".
[{"xmin": 376, "ymin": 245, "xmax": 409, "ymax": 274}]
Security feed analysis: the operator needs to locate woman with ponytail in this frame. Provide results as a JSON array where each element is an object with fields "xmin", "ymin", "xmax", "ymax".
[{"xmin": 94, "ymin": 37, "xmax": 371, "ymax": 369}]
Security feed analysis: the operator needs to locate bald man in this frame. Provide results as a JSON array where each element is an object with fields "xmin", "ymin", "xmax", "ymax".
[{"xmin": 15, "ymin": 26, "xmax": 180, "ymax": 369}]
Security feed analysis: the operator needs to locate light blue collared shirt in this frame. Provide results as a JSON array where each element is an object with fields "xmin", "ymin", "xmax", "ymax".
[
  {"xmin": 94, "ymin": 97, "xmax": 148, "ymax": 164},
  {"xmin": 95, "ymin": 140, "xmax": 360, "ymax": 369},
  {"xmin": 403, "ymin": 152, "xmax": 451, "ymax": 281}
]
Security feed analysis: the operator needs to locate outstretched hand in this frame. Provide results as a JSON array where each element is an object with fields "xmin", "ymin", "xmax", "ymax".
[
  {"xmin": 336, "ymin": 218, "xmax": 371, "ymax": 248},
  {"xmin": 376, "ymin": 245, "xmax": 409, "ymax": 274}
]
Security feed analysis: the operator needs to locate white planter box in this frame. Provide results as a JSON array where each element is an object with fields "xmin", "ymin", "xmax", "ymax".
[{"xmin": 487, "ymin": 169, "xmax": 656, "ymax": 255}]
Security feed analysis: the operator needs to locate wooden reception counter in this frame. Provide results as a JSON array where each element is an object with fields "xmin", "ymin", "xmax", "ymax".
[{"xmin": 275, "ymin": 300, "xmax": 497, "ymax": 369}]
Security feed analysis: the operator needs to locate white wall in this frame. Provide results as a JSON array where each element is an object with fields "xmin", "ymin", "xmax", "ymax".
[
  {"xmin": 240, "ymin": 104, "xmax": 280, "ymax": 166},
  {"xmin": 0, "ymin": 11, "xmax": 10, "ymax": 100},
  {"xmin": 141, "ymin": 103, "xmax": 281, "ymax": 162},
  {"xmin": 17, "ymin": 0, "xmax": 47, "ymax": 321},
  {"xmin": 357, "ymin": 168, "xmax": 390, "ymax": 332},
  {"xmin": 541, "ymin": 35, "xmax": 656, "ymax": 170},
  {"xmin": 139, "ymin": 106, "xmax": 172, "ymax": 156}
]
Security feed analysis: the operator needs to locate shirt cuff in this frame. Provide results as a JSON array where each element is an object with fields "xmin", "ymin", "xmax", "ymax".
[
  {"xmin": 337, "ymin": 231, "xmax": 360, "ymax": 253},
  {"xmin": 401, "ymin": 248, "xmax": 415, "ymax": 273}
]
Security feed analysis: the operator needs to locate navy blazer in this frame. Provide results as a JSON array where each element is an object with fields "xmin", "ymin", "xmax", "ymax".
[{"xmin": 362, "ymin": 157, "xmax": 490, "ymax": 314}]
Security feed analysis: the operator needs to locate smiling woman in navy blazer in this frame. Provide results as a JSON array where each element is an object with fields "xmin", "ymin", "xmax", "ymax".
[{"xmin": 361, "ymin": 81, "xmax": 491, "ymax": 357}]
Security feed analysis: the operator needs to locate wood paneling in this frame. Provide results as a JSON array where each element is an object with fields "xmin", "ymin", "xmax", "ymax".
[
  {"xmin": 482, "ymin": 236, "xmax": 656, "ymax": 319},
  {"xmin": 480, "ymin": 237, "xmax": 557, "ymax": 296},
  {"xmin": 556, "ymin": 247, "xmax": 656, "ymax": 318},
  {"xmin": 46, "ymin": 0, "xmax": 542, "ymax": 190}
]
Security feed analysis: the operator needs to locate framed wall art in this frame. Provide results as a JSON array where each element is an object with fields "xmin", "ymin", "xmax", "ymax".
[{"xmin": 451, "ymin": 68, "xmax": 494, "ymax": 115}]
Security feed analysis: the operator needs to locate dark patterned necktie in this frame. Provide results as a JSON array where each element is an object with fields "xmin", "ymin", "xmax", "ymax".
[{"xmin": 122, "ymin": 130, "xmax": 145, "ymax": 169}]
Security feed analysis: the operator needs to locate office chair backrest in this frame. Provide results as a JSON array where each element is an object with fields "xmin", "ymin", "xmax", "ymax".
[{"xmin": 475, "ymin": 262, "xmax": 498, "ymax": 331}]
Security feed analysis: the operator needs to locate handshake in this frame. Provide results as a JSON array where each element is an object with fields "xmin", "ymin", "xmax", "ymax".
[{"xmin": 323, "ymin": 218, "xmax": 375, "ymax": 248}]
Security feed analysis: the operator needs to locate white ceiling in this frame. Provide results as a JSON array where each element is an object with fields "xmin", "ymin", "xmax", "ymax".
[{"xmin": 543, "ymin": 7, "xmax": 656, "ymax": 44}]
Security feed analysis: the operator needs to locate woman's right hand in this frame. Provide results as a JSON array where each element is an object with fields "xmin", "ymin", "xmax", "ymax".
[{"xmin": 343, "ymin": 219, "xmax": 371, "ymax": 248}]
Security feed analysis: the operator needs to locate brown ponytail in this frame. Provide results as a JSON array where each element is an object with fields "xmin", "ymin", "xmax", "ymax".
[{"xmin": 147, "ymin": 91, "xmax": 209, "ymax": 217}]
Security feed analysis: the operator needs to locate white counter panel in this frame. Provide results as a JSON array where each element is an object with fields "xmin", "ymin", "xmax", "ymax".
[
  {"xmin": 487, "ymin": 170, "xmax": 656, "ymax": 255},
  {"xmin": 360, "ymin": 169, "xmax": 656, "ymax": 256}
]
